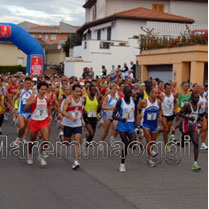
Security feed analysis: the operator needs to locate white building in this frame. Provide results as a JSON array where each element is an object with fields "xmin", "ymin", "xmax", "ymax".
[{"xmin": 64, "ymin": 0, "xmax": 208, "ymax": 78}]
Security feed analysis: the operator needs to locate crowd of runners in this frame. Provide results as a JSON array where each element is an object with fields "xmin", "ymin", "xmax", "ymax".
[{"xmin": 0, "ymin": 72, "xmax": 207, "ymax": 172}]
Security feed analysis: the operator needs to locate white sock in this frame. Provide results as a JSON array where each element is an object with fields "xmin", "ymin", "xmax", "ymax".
[{"xmin": 194, "ymin": 161, "xmax": 197, "ymax": 164}]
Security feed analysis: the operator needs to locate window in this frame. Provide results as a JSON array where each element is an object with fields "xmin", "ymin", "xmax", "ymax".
[
  {"xmin": 38, "ymin": 34, "xmax": 42, "ymax": 39},
  {"xmin": 51, "ymin": 34, "xmax": 57, "ymax": 40},
  {"xmin": 17, "ymin": 57, "xmax": 24, "ymax": 66},
  {"xmin": 97, "ymin": 30, "xmax": 101, "ymax": 40},
  {"xmin": 107, "ymin": 27, "xmax": 111, "ymax": 41},
  {"xmin": 152, "ymin": 4, "xmax": 164, "ymax": 12},
  {"xmin": 45, "ymin": 34, "xmax": 48, "ymax": 40}
]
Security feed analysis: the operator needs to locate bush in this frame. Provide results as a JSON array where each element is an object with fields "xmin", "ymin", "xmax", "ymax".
[{"xmin": 0, "ymin": 65, "xmax": 26, "ymax": 74}]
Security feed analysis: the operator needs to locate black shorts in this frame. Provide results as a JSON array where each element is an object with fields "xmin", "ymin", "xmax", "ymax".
[
  {"xmin": 162, "ymin": 114, "xmax": 176, "ymax": 122},
  {"xmin": 84, "ymin": 117, "xmax": 97, "ymax": 132},
  {"xmin": 64, "ymin": 126, "xmax": 82, "ymax": 138}
]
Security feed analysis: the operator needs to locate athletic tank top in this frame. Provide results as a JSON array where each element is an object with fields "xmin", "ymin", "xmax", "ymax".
[
  {"xmin": 84, "ymin": 95, "xmax": 98, "ymax": 118},
  {"xmin": 162, "ymin": 93, "xmax": 174, "ymax": 116},
  {"xmin": 31, "ymin": 96, "xmax": 48, "ymax": 121},
  {"xmin": 198, "ymin": 95, "xmax": 207, "ymax": 114},
  {"xmin": 0, "ymin": 95, "xmax": 5, "ymax": 113},
  {"xmin": 62, "ymin": 96, "xmax": 82, "ymax": 127},
  {"xmin": 185, "ymin": 103, "xmax": 199, "ymax": 124},
  {"xmin": 18, "ymin": 89, "xmax": 32, "ymax": 114},
  {"xmin": 103, "ymin": 94, "xmax": 118, "ymax": 119},
  {"xmin": 142, "ymin": 98, "xmax": 159, "ymax": 126},
  {"xmin": 8, "ymin": 84, "xmax": 18, "ymax": 94},
  {"xmin": 178, "ymin": 92, "xmax": 191, "ymax": 108},
  {"xmin": 118, "ymin": 97, "xmax": 135, "ymax": 122},
  {"xmin": 143, "ymin": 90, "xmax": 148, "ymax": 99}
]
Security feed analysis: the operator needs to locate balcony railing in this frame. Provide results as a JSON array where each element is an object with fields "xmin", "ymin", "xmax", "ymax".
[{"xmin": 100, "ymin": 40, "xmax": 129, "ymax": 49}]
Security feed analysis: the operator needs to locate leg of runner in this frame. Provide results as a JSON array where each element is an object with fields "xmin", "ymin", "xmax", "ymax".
[
  {"xmin": 200, "ymin": 117, "xmax": 208, "ymax": 150},
  {"xmin": 73, "ymin": 133, "xmax": 82, "ymax": 169},
  {"xmin": 27, "ymin": 131, "xmax": 37, "ymax": 165},
  {"xmin": 119, "ymin": 132, "xmax": 136, "ymax": 172},
  {"xmin": 101, "ymin": 118, "xmax": 111, "ymax": 141},
  {"xmin": 0, "ymin": 113, "xmax": 4, "ymax": 134},
  {"xmin": 143, "ymin": 128, "xmax": 157, "ymax": 167},
  {"xmin": 162, "ymin": 117, "xmax": 173, "ymax": 150},
  {"xmin": 190, "ymin": 132, "xmax": 201, "ymax": 171},
  {"xmin": 37, "ymin": 126, "xmax": 49, "ymax": 166},
  {"xmin": 110, "ymin": 120, "xmax": 118, "ymax": 143}
]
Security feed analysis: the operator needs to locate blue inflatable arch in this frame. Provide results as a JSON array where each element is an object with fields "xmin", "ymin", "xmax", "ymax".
[{"xmin": 0, "ymin": 23, "xmax": 44, "ymax": 75}]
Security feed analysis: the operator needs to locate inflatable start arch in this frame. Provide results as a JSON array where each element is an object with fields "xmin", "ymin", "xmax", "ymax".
[{"xmin": 0, "ymin": 23, "xmax": 44, "ymax": 75}]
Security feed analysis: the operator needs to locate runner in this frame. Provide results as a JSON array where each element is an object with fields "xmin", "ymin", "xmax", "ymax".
[
  {"xmin": 113, "ymin": 86, "xmax": 136, "ymax": 172},
  {"xmin": 24, "ymin": 81, "xmax": 50, "ymax": 166},
  {"xmin": 82, "ymin": 85, "xmax": 101, "ymax": 156},
  {"xmin": 101, "ymin": 83, "xmax": 118, "ymax": 144},
  {"xmin": 177, "ymin": 81, "xmax": 191, "ymax": 112},
  {"xmin": 61, "ymin": 84, "xmax": 84, "ymax": 169},
  {"xmin": 159, "ymin": 83, "xmax": 178, "ymax": 148},
  {"xmin": 178, "ymin": 92, "xmax": 202, "ymax": 171},
  {"xmin": 198, "ymin": 84, "xmax": 208, "ymax": 150},
  {"xmin": 138, "ymin": 86, "xmax": 162, "ymax": 167},
  {"xmin": 12, "ymin": 77, "xmax": 32, "ymax": 146}
]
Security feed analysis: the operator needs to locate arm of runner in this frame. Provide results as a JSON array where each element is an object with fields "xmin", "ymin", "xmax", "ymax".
[
  {"xmin": 178, "ymin": 103, "xmax": 195, "ymax": 122},
  {"xmin": 24, "ymin": 95, "xmax": 35, "ymax": 111},
  {"xmin": 102, "ymin": 95, "xmax": 114, "ymax": 110},
  {"xmin": 158, "ymin": 99, "xmax": 163, "ymax": 122},
  {"xmin": 137, "ymin": 99, "xmax": 146, "ymax": 115},
  {"xmin": 112, "ymin": 99, "xmax": 126, "ymax": 122}
]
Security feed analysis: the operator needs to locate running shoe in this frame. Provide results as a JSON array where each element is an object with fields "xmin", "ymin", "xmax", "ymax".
[
  {"xmin": 22, "ymin": 138, "xmax": 27, "ymax": 144},
  {"xmin": 58, "ymin": 131, "xmax": 64, "ymax": 141},
  {"xmin": 37, "ymin": 155, "xmax": 47, "ymax": 166},
  {"xmin": 151, "ymin": 150, "xmax": 158, "ymax": 157},
  {"xmin": 11, "ymin": 138, "xmax": 20, "ymax": 147},
  {"xmin": 200, "ymin": 143, "xmax": 208, "ymax": 150},
  {"xmin": 27, "ymin": 154, "xmax": 33, "ymax": 165},
  {"xmin": 169, "ymin": 135, "xmax": 177, "ymax": 143},
  {"xmin": 72, "ymin": 161, "xmax": 80, "ymax": 170},
  {"xmin": 192, "ymin": 162, "xmax": 201, "ymax": 171},
  {"xmin": 119, "ymin": 163, "xmax": 126, "ymax": 172},
  {"xmin": 148, "ymin": 160, "xmax": 156, "ymax": 167}
]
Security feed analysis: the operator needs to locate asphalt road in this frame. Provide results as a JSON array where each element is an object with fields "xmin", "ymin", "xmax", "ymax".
[{"xmin": 0, "ymin": 117, "xmax": 207, "ymax": 209}]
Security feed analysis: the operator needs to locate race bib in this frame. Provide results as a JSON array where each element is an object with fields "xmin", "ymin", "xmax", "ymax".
[
  {"xmin": 71, "ymin": 111, "xmax": 82, "ymax": 119},
  {"xmin": 88, "ymin": 111, "xmax": 97, "ymax": 118},
  {"xmin": 23, "ymin": 98, "xmax": 27, "ymax": 105},
  {"xmin": 147, "ymin": 113, "xmax": 157, "ymax": 120},
  {"xmin": 123, "ymin": 111, "xmax": 134, "ymax": 120}
]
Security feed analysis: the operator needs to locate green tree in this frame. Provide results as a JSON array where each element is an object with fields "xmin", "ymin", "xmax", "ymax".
[{"xmin": 62, "ymin": 33, "xmax": 82, "ymax": 56}]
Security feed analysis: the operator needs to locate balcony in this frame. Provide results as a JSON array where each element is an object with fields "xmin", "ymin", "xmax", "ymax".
[{"xmin": 100, "ymin": 40, "xmax": 129, "ymax": 49}]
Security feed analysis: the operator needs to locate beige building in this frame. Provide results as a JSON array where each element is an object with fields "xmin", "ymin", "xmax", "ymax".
[
  {"xmin": 137, "ymin": 45, "xmax": 208, "ymax": 86},
  {"xmin": 0, "ymin": 41, "xmax": 27, "ymax": 66}
]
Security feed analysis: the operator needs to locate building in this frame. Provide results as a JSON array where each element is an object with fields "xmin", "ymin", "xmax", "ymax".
[
  {"xmin": 0, "ymin": 21, "xmax": 79, "ymax": 68},
  {"xmin": 65, "ymin": 0, "xmax": 207, "ymax": 78},
  {"xmin": 137, "ymin": 45, "xmax": 208, "ymax": 86},
  {"xmin": 0, "ymin": 41, "xmax": 27, "ymax": 66},
  {"xmin": 19, "ymin": 21, "xmax": 78, "ymax": 45}
]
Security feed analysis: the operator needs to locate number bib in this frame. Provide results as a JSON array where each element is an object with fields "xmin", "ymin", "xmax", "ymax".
[
  {"xmin": 87, "ymin": 111, "xmax": 97, "ymax": 118},
  {"xmin": 70, "ymin": 111, "xmax": 82, "ymax": 120},
  {"xmin": 147, "ymin": 113, "xmax": 157, "ymax": 120},
  {"xmin": 123, "ymin": 111, "xmax": 134, "ymax": 120}
]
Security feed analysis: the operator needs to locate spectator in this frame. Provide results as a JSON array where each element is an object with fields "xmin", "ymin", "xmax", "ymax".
[
  {"xmin": 122, "ymin": 63, "xmax": 129, "ymax": 79},
  {"xmin": 89, "ymin": 67, "xmax": 94, "ymax": 80},
  {"xmin": 130, "ymin": 61, "xmax": 136, "ymax": 78},
  {"xmin": 110, "ymin": 65, "xmax": 116, "ymax": 81}
]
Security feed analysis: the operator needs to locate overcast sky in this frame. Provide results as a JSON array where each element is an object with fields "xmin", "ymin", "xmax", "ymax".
[{"xmin": 0, "ymin": 0, "xmax": 85, "ymax": 26}]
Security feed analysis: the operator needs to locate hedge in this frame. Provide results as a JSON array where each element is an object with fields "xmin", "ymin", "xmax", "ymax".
[{"xmin": 0, "ymin": 65, "xmax": 26, "ymax": 74}]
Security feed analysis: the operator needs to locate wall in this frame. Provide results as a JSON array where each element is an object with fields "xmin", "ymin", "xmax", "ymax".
[
  {"xmin": 46, "ymin": 51, "xmax": 65, "ymax": 65},
  {"xmin": 64, "ymin": 61, "xmax": 92, "ymax": 78},
  {"xmin": 112, "ymin": 19, "xmax": 146, "ymax": 41},
  {"xmin": 96, "ymin": 0, "xmax": 106, "ymax": 19},
  {"xmin": 0, "ymin": 42, "xmax": 27, "ymax": 66},
  {"xmin": 170, "ymin": 1, "xmax": 208, "ymax": 24},
  {"xmin": 106, "ymin": 0, "xmax": 170, "ymax": 16}
]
